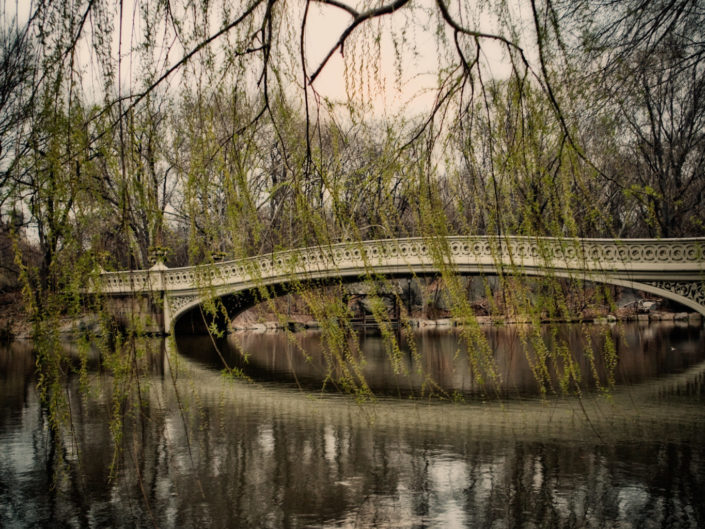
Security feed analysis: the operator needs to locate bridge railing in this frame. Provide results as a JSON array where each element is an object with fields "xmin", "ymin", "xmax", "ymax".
[{"xmin": 94, "ymin": 236, "xmax": 705, "ymax": 295}]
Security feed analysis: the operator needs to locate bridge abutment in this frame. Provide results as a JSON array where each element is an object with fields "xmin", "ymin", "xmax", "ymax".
[{"xmin": 102, "ymin": 293, "xmax": 165, "ymax": 335}]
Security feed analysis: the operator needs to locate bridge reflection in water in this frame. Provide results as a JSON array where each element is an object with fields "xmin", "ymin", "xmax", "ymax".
[
  {"xmin": 1, "ymin": 323, "xmax": 705, "ymax": 528},
  {"xmin": 176, "ymin": 321, "xmax": 705, "ymax": 397}
]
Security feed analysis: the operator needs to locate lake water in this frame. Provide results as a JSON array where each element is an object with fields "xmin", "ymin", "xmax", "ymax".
[{"xmin": 1, "ymin": 321, "xmax": 704, "ymax": 528}]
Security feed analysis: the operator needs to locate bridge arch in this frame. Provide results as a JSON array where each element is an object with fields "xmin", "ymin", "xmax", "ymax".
[{"xmin": 167, "ymin": 269, "xmax": 705, "ymax": 334}]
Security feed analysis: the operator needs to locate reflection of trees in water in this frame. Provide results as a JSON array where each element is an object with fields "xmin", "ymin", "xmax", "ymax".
[
  {"xmin": 6, "ymin": 390, "xmax": 705, "ymax": 527},
  {"xmin": 2, "ymin": 337, "xmax": 705, "ymax": 527},
  {"xmin": 0, "ymin": 341, "xmax": 34, "ymax": 424}
]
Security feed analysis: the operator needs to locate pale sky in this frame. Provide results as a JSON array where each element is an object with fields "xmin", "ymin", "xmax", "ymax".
[{"xmin": 4, "ymin": 0, "xmax": 534, "ymax": 119}]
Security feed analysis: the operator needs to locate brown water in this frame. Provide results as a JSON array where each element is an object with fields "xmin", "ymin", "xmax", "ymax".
[{"xmin": 1, "ymin": 321, "xmax": 704, "ymax": 528}]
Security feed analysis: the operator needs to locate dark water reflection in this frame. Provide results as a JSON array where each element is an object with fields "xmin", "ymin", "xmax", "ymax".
[
  {"xmin": 0, "ymin": 322, "xmax": 704, "ymax": 528},
  {"xmin": 179, "ymin": 321, "xmax": 705, "ymax": 397}
]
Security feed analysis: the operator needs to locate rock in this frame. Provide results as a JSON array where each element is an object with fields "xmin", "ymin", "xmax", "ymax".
[
  {"xmin": 60, "ymin": 315, "xmax": 103, "ymax": 336},
  {"xmin": 674, "ymin": 312, "xmax": 689, "ymax": 321},
  {"xmin": 640, "ymin": 300, "xmax": 659, "ymax": 313},
  {"xmin": 688, "ymin": 313, "xmax": 702, "ymax": 323},
  {"xmin": 606, "ymin": 314, "xmax": 617, "ymax": 322},
  {"xmin": 617, "ymin": 289, "xmax": 641, "ymax": 308},
  {"xmin": 436, "ymin": 318, "xmax": 454, "ymax": 326}
]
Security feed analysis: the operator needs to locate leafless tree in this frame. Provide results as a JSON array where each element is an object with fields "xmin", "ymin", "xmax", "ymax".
[{"xmin": 562, "ymin": 0, "xmax": 705, "ymax": 236}]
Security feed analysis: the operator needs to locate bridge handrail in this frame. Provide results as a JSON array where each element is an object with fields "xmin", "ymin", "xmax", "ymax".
[{"xmin": 95, "ymin": 236, "xmax": 705, "ymax": 294}]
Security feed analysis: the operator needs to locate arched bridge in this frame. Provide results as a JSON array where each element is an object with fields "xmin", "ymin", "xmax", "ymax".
[{"xmin": 96, "ymin": 236, "xmax": 705, "ymax": 334}]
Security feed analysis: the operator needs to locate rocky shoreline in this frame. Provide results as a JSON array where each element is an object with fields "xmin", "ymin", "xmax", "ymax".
[
  {"xmin": 228, "ymin": 310, "xmax": 703, "ymax": 333},
  {"xmin": 2, "ymin": 310, "xmax": 703, "ymax": 340}
]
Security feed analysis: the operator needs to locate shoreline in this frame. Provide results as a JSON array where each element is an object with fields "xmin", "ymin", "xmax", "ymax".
[
  {"xmin": 2, "ymin": 298, "xmax": 703, "ymax": 341},
  {"xmin": 228, "ymin": 310, "xmax": 703, "ymax": 333}
]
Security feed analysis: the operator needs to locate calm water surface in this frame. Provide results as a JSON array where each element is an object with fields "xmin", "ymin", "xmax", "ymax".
[{"xmin": 1, "ymin": 322, "xmax": 704, "ymax": 528}]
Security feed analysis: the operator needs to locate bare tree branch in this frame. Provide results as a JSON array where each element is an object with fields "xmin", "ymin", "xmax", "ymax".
[{"xmin": 308, "ymin": 0, "xmax": 410, "ymax": 84}]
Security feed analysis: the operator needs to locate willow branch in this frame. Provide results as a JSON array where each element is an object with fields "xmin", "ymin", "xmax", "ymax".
[
  {"xmin": 528, "ymin": 0, "xmax": 625, "ymax": 191},
  {"xmin": 115, "ymin": 0, "xmax": 265, "ymax": 123},
  {"xmin": 308, "ymin": 0, "xmax": 410, "ymax": 84},
  {"xmin": 301, "ymin": 0, "xmax": 313, "ymax": 172},
  {"xmin": 314, "ymin": 0, "xmax": 360, "ymax": 17},
  {"xmin": 435, "ymin": 0, "xmax": 529, "ymax": 69}
]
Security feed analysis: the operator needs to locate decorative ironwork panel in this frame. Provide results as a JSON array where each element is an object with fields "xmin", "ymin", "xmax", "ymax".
[
  {"xmin": 167, "ymin": 295, "xmax": 199, "ymax": 316},
  {"xmin": 643, "ymin": 281, "xmax": 705, "ymax": 306}
]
